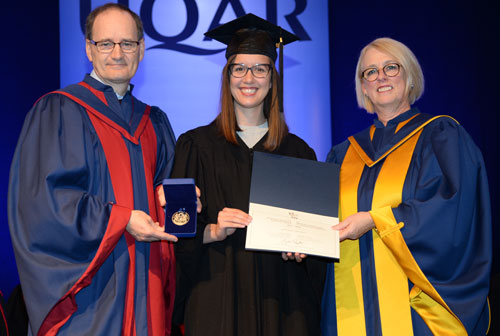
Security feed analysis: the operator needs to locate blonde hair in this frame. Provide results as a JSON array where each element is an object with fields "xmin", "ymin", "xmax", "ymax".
[{"xmin": 355, "ymin": 37, "xmax": 424, "ymax": 113}]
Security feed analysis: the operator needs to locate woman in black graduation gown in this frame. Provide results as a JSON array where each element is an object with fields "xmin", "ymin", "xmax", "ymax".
[{"xmin": 171, "ymin": 14, "xmax": 326, "ymax": 336}]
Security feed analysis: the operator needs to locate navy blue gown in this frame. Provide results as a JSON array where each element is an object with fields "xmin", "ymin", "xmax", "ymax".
[
  {"xmin": 8, "ymin": 75, "xmax": 177, "ymax": 335},
  {"xmin": 321, "ymin": 109, "xmax": 491, "ymax": 335}
]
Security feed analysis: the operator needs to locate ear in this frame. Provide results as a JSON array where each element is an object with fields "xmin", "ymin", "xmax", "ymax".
[
  {"xmin": 138, "ymin": 39, "xmax": 145, "ymax": 62},
  {"xmin": 85, "ymin": 39, "xmax": 93, "ymax": 62},
  {"xmin": 361, "ymin": 81, "xmax": 368, "ymax": 96}
]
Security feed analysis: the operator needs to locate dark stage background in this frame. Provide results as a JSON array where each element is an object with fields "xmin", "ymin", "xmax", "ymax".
[{"xmin": 1, "ymin": 0, "xmax": 498, "ymax": 331}]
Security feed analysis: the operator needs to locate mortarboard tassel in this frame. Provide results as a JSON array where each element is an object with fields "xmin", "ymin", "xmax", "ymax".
[{"xmin": 278, "ymin": 35, "xmax": 284, "ymax": 114}]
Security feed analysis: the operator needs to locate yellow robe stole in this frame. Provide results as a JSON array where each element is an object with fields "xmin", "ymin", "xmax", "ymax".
[{"xmin": 333, "ymin": 115, "xmax": 467, "ymax": 336}]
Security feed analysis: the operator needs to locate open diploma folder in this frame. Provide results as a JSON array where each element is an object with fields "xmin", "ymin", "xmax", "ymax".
[{"xmin": 246, "ymin": 152, "xmax": 340, "ymax": 259}]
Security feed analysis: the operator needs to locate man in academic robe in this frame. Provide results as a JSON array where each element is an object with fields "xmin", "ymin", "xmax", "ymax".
[{"xmin": 8, "ymin": 3, "xmax": 184, "ymax": 335}]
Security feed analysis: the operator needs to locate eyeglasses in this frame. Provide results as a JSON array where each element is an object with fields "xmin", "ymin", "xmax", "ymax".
[
  {"xmin": 89, "ymin": 40, "xmax": 140, "ymax": 53},
  {"xmin": 361, "ymin": 63, "xmax": 401, "ymax": 82},
  {"xmin": 229, "ymin": 63, "xmax": 271, "ymax": 78}
]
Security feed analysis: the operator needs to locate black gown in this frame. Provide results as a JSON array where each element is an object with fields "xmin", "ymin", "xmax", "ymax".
[{"xmin": 172, "ymin": 122, "xmax": 326, "ymax": 336}]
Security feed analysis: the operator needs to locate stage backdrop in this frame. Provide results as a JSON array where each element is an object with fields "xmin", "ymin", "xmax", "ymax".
[
  {"xmin": 2, "ymin": 0, "xmax": 497, "ymax": 314},
  {"xmin": 59, "ymin": 0, "xmax": 332, "ymax": 160}
]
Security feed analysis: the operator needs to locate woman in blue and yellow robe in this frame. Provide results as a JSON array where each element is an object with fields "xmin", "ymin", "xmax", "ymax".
[{"xmin": 321, "ymin": 38, "xmax": 491, "ymax": 335}]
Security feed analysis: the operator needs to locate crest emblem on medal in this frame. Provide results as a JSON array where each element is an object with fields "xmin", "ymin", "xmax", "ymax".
[{"xmin": 172, "ymin": 208, "xmax": 190, "ymax": 226}]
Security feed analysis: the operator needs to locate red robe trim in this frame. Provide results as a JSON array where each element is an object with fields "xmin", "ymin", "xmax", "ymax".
[{"xmin": 37, "ymin": 87, "xmax": 174, "ymax": 335}]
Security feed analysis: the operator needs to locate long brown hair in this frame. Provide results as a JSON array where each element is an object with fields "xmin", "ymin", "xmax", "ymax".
[{"xmin": 215, "ymin": 55, "xmax": 289, "ymax": 151}]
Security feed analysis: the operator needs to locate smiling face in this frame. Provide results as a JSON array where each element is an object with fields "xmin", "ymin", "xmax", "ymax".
[
  {"xmin": 360, "ymin": 47, "xmax": 410, "ymax": 117},
  {"xmin": 85, "ymin": 8, "xmax": 144, "ymax": 92},
  {"xmin": 230, "ymin": 54, "xmax": 272, "ymax": 116}
]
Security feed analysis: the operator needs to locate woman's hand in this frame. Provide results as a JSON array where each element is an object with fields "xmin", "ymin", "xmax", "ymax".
[
  {"xmin": 332, "ymin": 212, "xmax": 375, "ymax": 242},
  {"xmin": 204, "ymin": 208, "xmax": 252, "ymax": 243},
  {"xmin": 195, "ymin": 186, "xmax": 202, "ymax": 213},
  {"xmin": 282, "ymin": 252, "xmax": 307, "ymax": 263},
  {"xmin": 157, "ymin": 185, "xmax": 202, "ymax": 213}
]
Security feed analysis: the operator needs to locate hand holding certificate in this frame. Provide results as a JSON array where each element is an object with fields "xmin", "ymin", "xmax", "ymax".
[{"xmin": 246, "ymin": 152, "xmax": 340, "ymax": 259}]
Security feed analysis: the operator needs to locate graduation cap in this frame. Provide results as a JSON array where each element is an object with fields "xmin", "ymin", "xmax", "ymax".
[{"xmin": 205, "ymin": 13, "xmax": 300, "ymax": 113}]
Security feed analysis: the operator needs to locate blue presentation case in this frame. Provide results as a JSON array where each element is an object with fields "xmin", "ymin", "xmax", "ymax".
[{"xmin": 162, "ymin": 178, "xmax": 197, "ymax": 237}]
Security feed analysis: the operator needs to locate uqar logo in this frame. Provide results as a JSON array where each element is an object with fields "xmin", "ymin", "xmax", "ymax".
[{"xmin": 79, "ymin": 0, "xmax": 311, "ymax": 55}]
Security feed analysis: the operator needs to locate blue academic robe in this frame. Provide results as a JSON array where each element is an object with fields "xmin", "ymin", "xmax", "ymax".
[
  {"xmin": 321, "ymin": 109, "xmax": 491, "ymax": 335},
  {"xmin": 8, "ymin": 75, "xmax": 176, "ymax": 335}
]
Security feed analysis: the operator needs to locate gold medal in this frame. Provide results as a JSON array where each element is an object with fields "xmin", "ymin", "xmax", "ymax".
[{"xmin": 172, "ymin": 208, "xmax": 190, "ymax": 226}]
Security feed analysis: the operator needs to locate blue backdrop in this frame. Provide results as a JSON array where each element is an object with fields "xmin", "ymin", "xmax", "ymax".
[
  {"xmin": 1, "ymin": 0, "xmax": 498, "ymax": 327},
  {"xmin": 59, "ymin": 0, "xmax": 332, "ymax": 160}
]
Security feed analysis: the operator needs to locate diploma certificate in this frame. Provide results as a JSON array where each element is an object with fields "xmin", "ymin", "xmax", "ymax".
[
  {"xmin": 246, "ymin": 151, "xmax": 340, "ymax": 259},
  {"xmin": 246, "ymin": 203, "xmax": 339, "ymax": 259}
]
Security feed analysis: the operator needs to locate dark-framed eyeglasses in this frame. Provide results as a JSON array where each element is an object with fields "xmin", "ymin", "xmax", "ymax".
[
  {"xmin": 229, "ymin": 63, "xmax": 272, "ymax": 78},
  {"xmin": 89, "ymin": 40, "xmax": 140, "ymax": 53},
  {"xmin": 361, "ymin": 63, "xmax": 401, "ymax": 82}
]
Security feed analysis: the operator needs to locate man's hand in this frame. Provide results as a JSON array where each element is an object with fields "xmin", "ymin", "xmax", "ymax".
[
  {"xmin": 158, "ymin": 186, "xmax": 166, "ymax": 206},
  {"xmin": 126, "ymin": 210, "xmax": 178, "ymax": 242}
]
